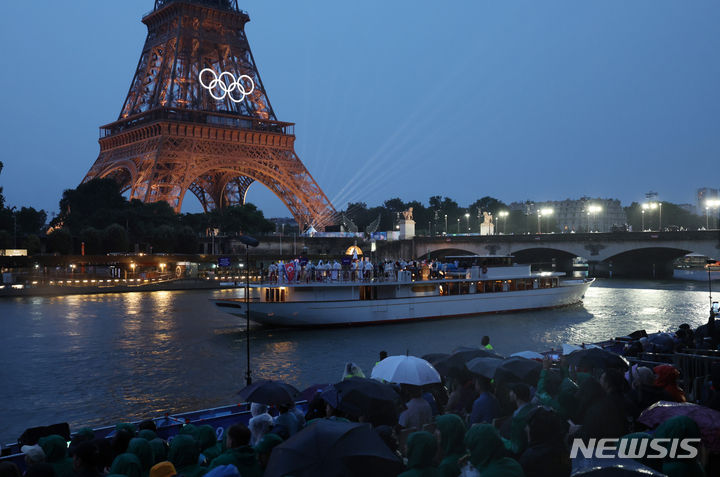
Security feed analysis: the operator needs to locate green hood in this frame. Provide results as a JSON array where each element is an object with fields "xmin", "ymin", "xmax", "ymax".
[
  {"xmin": 127, "ymin": 438, "xmax": 154, "ymax": 474},
  {"xmin": 193, "ymin": 425, "xmax": 217, "ymax": 451},
  {"xmin": 406, "ymin": 431, "xmax": 437, "ymax": 469},
  {"xmin": 116, "ymin": 423, "xmax": 137, "ymax": 437},
  {"xmin": 436, "ymin": 414, "xmax": 466, "ymax": 458},
  {"xmin": 148, "ymin": 438, "xmax": 168, "ymax": 465},
  {"xmin": 38, "ymin": 435, "xmax": 68, "ymax": 463},
  {"xmin": 137, "ymin": 430, "xmax": 157, "ymax": 441},
  {"xmin": 254, "ymin": 433, "xmax": 283, "ymax": 455},
  {"xmin": 110, "ymin": 453, "xmax": 142, "ymax": 477},
  {"xmin": 464, "ymin": 424, "xmax": 503, "ymax": 470},
  {"xmin": 654, "ymin": 416, "xmax": 702, "ymax": 460},
  {"xmin": 168, "ymin": 435, "xmax": 199, "ymax": 469}
]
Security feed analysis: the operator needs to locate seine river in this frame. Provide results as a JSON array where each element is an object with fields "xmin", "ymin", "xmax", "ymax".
[{"xmin": 0, "ymin": 278, "xmax": 714, "ymax": 444}]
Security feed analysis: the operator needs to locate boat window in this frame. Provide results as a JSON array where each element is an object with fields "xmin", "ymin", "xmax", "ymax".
[
  {"xmin": 459, "ymin": 282, "xmax": 470, "ymax": 294},
  {"xmin": 360, "ymin": 286, "xmax": 377, "ymax": 300},
  {"xmin": 265, "ymin": 287, "xmax": 286, "ymax": 302},
  {"xmin": 411, "ymin": 285, "xmax": 435, "ymax": 294}
]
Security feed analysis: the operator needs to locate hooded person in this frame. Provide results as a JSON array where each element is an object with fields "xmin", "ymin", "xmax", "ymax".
[
  {"xmin": 137, "ymin": 430, "xmax": 157, "ymax": 442},
  {"xmin": 462, "ymin": 424, "xmax": 524, "ymax": 477},
  {"xmin": 167, "ymin": 435, "xmax": 207, "ymax": 477},
  {"xmin": 127, "ymin": 438, "xmax": 154, "ymax": 477},
  {"xmin": 38, "ymin": 434, "xmax": 75, "ymax": 477},
  {"xmin": 248, "ymin": 403, "xmax": 273, "ymax": 446},
  {"xmin": 208, "ymin": 424, "xmax": 262, "ymax": 477},
  {"xmin": 653, "ymin": 416, "xmax": 705, "ymax": 477},
  {"xmin": 399, "ymin": 431, "xmax": 440, "ymax": 477},
  {"xmin": 148, "ymin": 439, "xmax": 168, "ymax": 466},
  {"xmin": 194, "ymin": 425, "xmax": 222, "ymax": 465},
  {"xmin": 519, "ymin": 408, "xmax": 570, "ymax": 477},
  {"xmin": 149, "ymin": 462, "xmax": 176, "ymax": 477},
  {"xmin": 435, "ymin": 414, "xmax": 466, "ymax": 477},
  {"xmin": 0, "ymin": 462, "xmax": 21, "ymax": 477},
  {"xmin": 253, "ymin": 433, "xmax": 283, "ymax": 471},
  {"xmin": 653, "ymin": 365, "xmax": 686, "ymax": 402},
  {"xmin": 109, "ymin": 453, "xmax": 142, "ymax": 477},
  {"xmin": 342, "ymin": 362, "xmax": 365, "ymax": 380}
]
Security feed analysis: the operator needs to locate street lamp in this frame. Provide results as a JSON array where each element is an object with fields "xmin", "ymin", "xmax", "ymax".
[
  {"xmin": 641, "ymin": 209, "xmax": 645, "ymax": 231},
  {"xmin": 587, "ymin": 205, "xmax": 602, "ymax": 232},
  {"xmin": 457, "ymin": 218, "xmax": 460, "ymax": 234},
  {"xmin": 130, "ymin": 262, "xmax": 136, "ymax": 277},
  {"xmin": 498, "ymin": 211, "xmax": 509, "ymax": 234},
  {"xmin": 539, "ymin": 208, "xmax": 554, "ymax": 233},
  {"xmin": 444, "ymin": 214, "xmax": 448, "ymax": 235},
  {"xmin": 465, "ymin": 212, "xmax": 470, "ymax": 232},
  {"xmin": 707, "ymin": 199, "xmax": 720, "ymax": 229}
]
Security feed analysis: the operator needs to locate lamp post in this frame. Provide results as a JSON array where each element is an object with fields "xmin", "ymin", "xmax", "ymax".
[
  {"xmin": 498, "ymin": 210, "xmax": 509, "ymax": 234},
  {"xmin": 706, "ymin": 199, "xmax": 720, "ymax": 229},
  {"xmin": 658, "ymin": 202, "xmax": 662, "ymax": 232},
  {"xmin": 641, "ymin": 208, "xmax": 646, "ymax": 231},
  {"xmin": 540, "ymin": 208, "xmax": 553, "ymax": 234},
  {"xmin": 465, "ymin": 212, "xmax": 470, "ymax": 232},
  {"xmin": 457, "ymin": 218, "xmax": 460, "ymax": 234},
  {"xmin": 588, "ymin": 205, "xmax": 602, "ymax": 232},
  {"xmin": 238, "ymin": 235, "xmax": 259, "ymax": 386},
  {"xmin": 537, "ymin": 211, "xmax": 542, "ymax": 234},
  {"xmin": 444, "ymin": 214, "xmax": 448, "ymax": 235}
]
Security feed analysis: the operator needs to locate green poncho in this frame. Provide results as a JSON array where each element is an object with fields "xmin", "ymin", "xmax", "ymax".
[
  {"xmin": 138, "ymin": 430, "xmax": 157, "ymax": 441},
  {"xmin": 168, "ymin": 435, "xmax": 207, "ymax": 477},
  {"xmin": 436, "ymin": 414, "xmax": 466, "ymax": 477},
  {"xmin": 38, "ymin": 435, "xmax": 74, "ymax": 477},
  {"xmin": 654, "ymin": 416, "xmax": 705, "ymax": 477},
  {"xmin": 464, "ymin": 424, "xmax": 524, "ymax": 477},
  {"xmin": 208, "ymin": 446, "xmax": 262, "ymax": 477},
  {"xmin": 193, "ymin": 425, "xmax": 221, "ymax": 464},
  {"xmin": 127, "ymin": 438, "xmax": 154, "ymax": 477},
  {"xmin": 110, "ymin": 452, "xmax": 142, "ymax": 477},
  {"xmin": 398, "ymin": 431, "xmax": 440, "ymax": 477},
  {"xmin": 148, "ymin": 438, "xmax": 168, "ymax": 466}
]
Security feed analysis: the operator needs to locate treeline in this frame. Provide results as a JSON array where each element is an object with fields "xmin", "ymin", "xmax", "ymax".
[
  {"xmin": 342, "ymin": 196, "xmax": 710, "ymax": 234},
  {"xmin": 0, "ymin": 172, "xmax": 274, "ymax": 255}
]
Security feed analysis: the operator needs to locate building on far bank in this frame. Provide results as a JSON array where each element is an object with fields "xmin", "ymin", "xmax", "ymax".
[{"xmin": 508, "ymin": 197, "xmax": 627, "ymax": 233}]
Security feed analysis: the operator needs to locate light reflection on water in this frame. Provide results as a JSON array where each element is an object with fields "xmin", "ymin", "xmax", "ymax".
[{"xmin": 0, "ymin": 279, "xmax": 712, "ymax": 443}]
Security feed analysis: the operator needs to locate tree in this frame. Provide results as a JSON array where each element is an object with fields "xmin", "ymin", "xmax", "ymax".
[
  {"xmin": 150, "ymin": 225, "xmax": 176, "ymax": 253},
  {"xmin": 175, "ymin": 226, "xmax": 199, "ymax": 254},
  {"xmin": 80, "ymin": 227, "xmax": 103, "ymax": 255},
  {"xmin": 0, "ymin": 161, "xmax": 5, "ymax": 209},
  {"xmin": 47, "ymin": 228, "xmax": 73, "ymax": 254},
  {"xmin": 0, "ymin": 230, "xmax": 11, "ymax": 248},
  {"xmin": 23, "ymin": 234, "xmax": 42, "ymax": 255},
  {"xmin": 103, "ymin": 224, "xmax": 129, "ymax": 253},
  {"xmin": 15, "ymin": 207, "xmax": 47, "ymax": 236}
]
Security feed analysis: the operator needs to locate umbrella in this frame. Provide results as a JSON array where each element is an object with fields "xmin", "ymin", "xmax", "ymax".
[
  {"xmin": 432, "ymin": 348, "xmax": 502, "ymax": 377},
  {"xmin": 421, "ymin": 352, "xmax": 449, "ymax": 364},
  {"xmin": 264, "ymin": 420, "xmax": 403, "ymax": 477},
  {"xmin": 237, "ymin": 380, "xmax": 300, "ymax": 406},
  {"xmin": 300, "ymin": 384, "xmax": 329, "ymax": 403},
  {"xmin": 565, "ymin": 348, "xmax": 629, "ymax": 370},
  {"xmin": 638, "ymin": 400, "xmax": 720, "ymax": 452},
  {"xmin": 510, "ymin": 350, "xmax": 544, "ymax": 360},
  {"xmin": 572, "ymin": 457, "xmax": 665, "ymax": 476},
  {"xmin": 493, "ymin": 357, "xmax": 542, "ymax": 385},
  {"xmin": 466, "ymin": 356, "xmax": 503, "ymax": 379},
  {"xmin": 562, "ymin": 343, "xmax": 582, "ymax": 355},
  {"xmin": 370, "ymin": 355, "xmax": 441, "ymax": 386},
  {"xmin": 321, "ymin": 378, "xmax": 400, "ymax": 418}
]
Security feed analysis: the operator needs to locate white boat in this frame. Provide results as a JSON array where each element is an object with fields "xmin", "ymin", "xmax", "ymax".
[{"xmin": 214, "ymin": 255, "xmax": 595, "ymax": 327}]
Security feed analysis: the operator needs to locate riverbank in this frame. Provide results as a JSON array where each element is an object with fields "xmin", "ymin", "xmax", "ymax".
[{"xmin": 0, "ymin": 278, "xmax": 242, "ymax": 298}]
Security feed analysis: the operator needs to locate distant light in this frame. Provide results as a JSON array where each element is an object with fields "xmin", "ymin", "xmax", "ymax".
[{"xmin": 540, "ymin": 208, "xmax": 554, "ymax": 215}]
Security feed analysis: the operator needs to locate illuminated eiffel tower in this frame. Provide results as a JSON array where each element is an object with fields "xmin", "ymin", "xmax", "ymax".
[{"xmin": 82, "ymin": 0, "xmax": 335, "ymax": 229}]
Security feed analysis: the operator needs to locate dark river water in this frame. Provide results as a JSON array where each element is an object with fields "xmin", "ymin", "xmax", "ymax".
[{"xmin": 0, "ymin": 278, "xmax": 714, "ymax": 444}]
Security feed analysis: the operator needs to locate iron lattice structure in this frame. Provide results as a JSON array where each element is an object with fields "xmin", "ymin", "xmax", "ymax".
[{"xmin": 82, "ymin": 0, "xmax": 335, "ymax": 229}]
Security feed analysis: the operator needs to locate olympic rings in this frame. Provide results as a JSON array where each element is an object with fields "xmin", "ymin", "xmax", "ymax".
[{"xmin": 199, "ymin": 68, "xmax": 255, "ymax": 103}]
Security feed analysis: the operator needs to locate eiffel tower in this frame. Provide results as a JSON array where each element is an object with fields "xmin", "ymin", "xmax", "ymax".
[{"xmin": 82, "ymin": 0, "xmax": 335, "ymax": 230}]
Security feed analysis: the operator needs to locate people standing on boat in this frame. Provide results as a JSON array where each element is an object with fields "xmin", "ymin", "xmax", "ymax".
[
  {"xmin": 331, "ymin": 260, "xmax": 340, "ymax": 281},
  {"xmin": 248, "ymin": 403, "xmax": 273, "ymax": 446},
  {"xmin": 207, "ymin": 424, "xmax": 262, "ymax": 477},
  {"xmin": 272, "ymin": 405, "xmax": 299, "ymax": 439}
]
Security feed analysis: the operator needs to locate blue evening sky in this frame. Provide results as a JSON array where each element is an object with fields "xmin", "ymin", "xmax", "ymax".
[{"xmin": 1, "ymin": 0, "xmax": 718, "ymax": 218}]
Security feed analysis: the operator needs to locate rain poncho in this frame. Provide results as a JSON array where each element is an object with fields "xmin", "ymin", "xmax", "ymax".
[
  {"xmin": 653, "ymin": 416, "xmax": 705, "ymax": 477},
  {"xmin": 399, "ymin": 431, "xmax": 440, "ymax": 477},
  {"xmin": 110, "ymin": 453, "xmax": 143, "ymax": 477},
  {"xmin": 116, "ymin": 423, "xmax": 138, "ymax": 437},
  {"xmin": 464, "ymin": 424, "xmax": 524, "ymax": 477},
  {"xmin": 654, "ymin": 365, "xmax": 686, "ymax": 402},
  {"xmin": 38, "ymin": 435, "xmax": 75, "ymax": 477},
  {"xmin": 208, "ymin": 445, "xmax": 262, "ymax": 477},
  {"xmin": 137, "ymin": 430, "xmax": 157, "ymax": 441},
  {"xmin": 148, "ymin": 439, "xmax": 168, "ymax": 466},
  {"xmin": 168, "ymin": 435, "xmax": 207, "ymax": 477},
  {"xmin": 127, "ymin": 438, "xmax": 154, "ymax": 477},
  {"xmin": 194, "ymin": 425, "xmax": 222, "ymax": 464},
  {"xmin": 436, "ymin": 414, "xmax": 466, "ymax": 477}
]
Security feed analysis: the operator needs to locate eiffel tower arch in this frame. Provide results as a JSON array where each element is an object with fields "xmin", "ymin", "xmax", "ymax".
[{"xmin": 83, "ymin": 0, "xmax": 336, "ymax": 230}]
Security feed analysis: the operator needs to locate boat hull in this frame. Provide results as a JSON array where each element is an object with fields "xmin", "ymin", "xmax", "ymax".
[{"xmin": 215, "ymin": 279, "xmax": 593, "ymax": 327}]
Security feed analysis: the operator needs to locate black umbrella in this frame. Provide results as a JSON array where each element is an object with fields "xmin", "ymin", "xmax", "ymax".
[
  {"xmin": 321, "ymin": 378, "xmax": 400, "ymax": 418},
  {"xmin": 466, "ymin": 356, "xmax": 503, "ymax": 379},
  {"xmin": 264, "ymin": 420, "xmax": 403, "ymax": 477},
  {"xmin": 565, "ymin": 348, "xmax": 630, "ymax": 371},
  {"xmin": 421, "ymin": 353, "xmax": 449, "ymax": 365},
  {"xmin": 433, "ymin": 348, "xmax": 502, "ymax": 378},
  {"xmin": 572, "ymin": 457, "xmax": 665, "ymax": 476},
  {"xmin": 237, "ymin": 380, "xmax": 300, "ymax": 406},
  {"xmin": 493, "ymin": 357, "xmax": 542, "ymax": 385}
]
